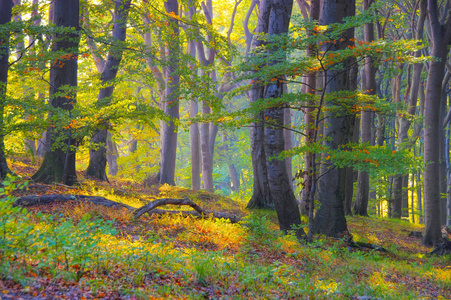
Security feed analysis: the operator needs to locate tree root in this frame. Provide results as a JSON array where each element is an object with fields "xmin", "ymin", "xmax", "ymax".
[
  {"xmin": 13, "ymin": 194, "xmax": 241, "ymax": 223},
  {"xmin": 429, "ymin": 238, "xmax": 451, "ymax": 256}
]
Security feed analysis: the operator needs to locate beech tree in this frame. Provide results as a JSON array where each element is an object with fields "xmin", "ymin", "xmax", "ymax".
[
  {"xmin": 0, "ymin": 0, "xmax": 13, "ymax": 179},
  {"xmin": 312, "ymin": 0, "xmax": 356, "ymax": 237},
  {"xmin": 422, "ymin": 0, "xmax": 451, "ymax": 246},
  {"xmin": 32, "ymin": 0, "xmax": 80, "ymax": 185},
  {"xmin": 85, "ymin": 0, "xmax": 132, "ymax": 182},
  {"xmin": 247, "ymin": 0, "xmax": 305, "ymax": 237}
]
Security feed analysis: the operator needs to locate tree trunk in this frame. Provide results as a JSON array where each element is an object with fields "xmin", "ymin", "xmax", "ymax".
[
  {"xmin": 299, "ymin": 0, "xmax": 320, "ymax": 215},
  {"xmin": 423, "ymin": 0, "xmax": 451, "ymax": 246},
  {"xmin": 190, "ymin": 99, "xmax": 201, "ymax": 190},
  {"xmin": 246, "ymin": 0, "xmax": 274, "ymax": 209},
  {"xmin": 313, "ymin": 0, "xmax": 356, "ymax": 238},
  {"xmin": 159, "ymin": 0, "xmax": 180, "ymax": 186},
  {"xmin": 106, "ymin": 132, "xmax": 118, "ymax": 176},
  {"xmin": 354, "ymin": 0, "xmax": 376, "ymax": 216},
  {"xmin": 0, "ymin": 0, "xmax": 13, "ymax": 179},
  {"xmin": 439, "ymin": 90, "xmax": 447, "ymax": 225},
  {"xmin": 186, "ymin": 5, "xmax": 201, "ymax": 190},
  {"xmin": 262, "ymin": 0, "xmax": 304, "ymax": 237},
  {"xmin": 32, "ymin": 0, "xmax": 79, "ymax": 186},
  {"xmin": 86, "ymin": 0, "xmax": 131, "ymax": 182},
  {"xmin": 284, "ymin": 107, "xmax": 293, "ymax": 186}
]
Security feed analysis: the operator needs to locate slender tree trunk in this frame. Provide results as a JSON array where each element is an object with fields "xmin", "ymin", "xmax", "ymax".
[
  {"xmin": 186, "ymin": 5, "xmax": 201, "ymax": 191},
  {"xmin": 354, "ymin": 0, "xmax": 376, "ymax": 216},
  {"xmin": 423, "ymin": 0, "xmax": 451, "ymax": 246},
  {"xmin": 32, "ymin": 0, "xmax": 79, "ymax": 185},
  {"xmin": 284, "ymin": 107, "xmax": 293, "ymax": 186},
  {"xmin": 159, "ymin": 0, "xmax": 180, "ymax": 186},
  {"xmin": 439, "ymin": 90, "xmax": 448, "ymax": 225},
  {"xmin": 313, "ymin": 0, "xmax": 356, "ymax": 238},
  {"xmin": 0, "ymin": 0, "xmax": 13, "ymax": 179},
  {"xmin": 86, "ymin": 0, "xmax": 131, "ymax": 182},
  {"xmin": 299, "ymin": 0, "xmax": 320, "ymax": 215}
]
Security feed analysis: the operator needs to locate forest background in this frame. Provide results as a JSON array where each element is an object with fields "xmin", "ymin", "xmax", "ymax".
[{"xmin": 0, "ymin": 0, "xmax": 451, "ymax": 248}]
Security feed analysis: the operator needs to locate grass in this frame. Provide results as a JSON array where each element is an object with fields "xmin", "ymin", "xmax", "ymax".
[{"xmin": 0, "ymin": 158, "xmax": 450, "ymax": 299}]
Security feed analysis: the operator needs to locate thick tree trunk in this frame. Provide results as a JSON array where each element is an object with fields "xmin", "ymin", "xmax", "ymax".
[
  {"xmin": 247, "ymin": 0, "xmax": 274, "ymax": 209},
  {"xmin": 0, "ymin": 0, "xmax": 13, "ymax": 179},
  {"xmin": 262, "ymin": 0, "xmax": 304, "ymax": 237},
  {"xmin": 86, "ymin": 0, "xmax": 131, "ymax": 182},
  {"xmin": 32, "ymin": 0, "xmax": 79, "ymax": 186},
  {"xmin": 313, "ymin": 0, "xmax": 356, "ymax": 238},
  {"xmin": 423, "ymin": 0, "xmax": 451, "ymax": 246}
]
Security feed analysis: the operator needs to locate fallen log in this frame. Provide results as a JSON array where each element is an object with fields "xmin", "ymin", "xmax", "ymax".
[
  {"xmin": 13, "ymin": 195, "xmax": 241, "ymax": 223},
  {"xmin": 133, "ymin": 197, "xmax": 241, "ymax": 223},
  {"xmin": 14, "ymin": 194, "xmax": 135, "ymax": 210}
]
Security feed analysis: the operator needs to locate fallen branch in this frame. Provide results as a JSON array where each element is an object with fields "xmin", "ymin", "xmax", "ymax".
[
  {"xmin": 14, "ymin": 194, "xmax": 135, "ymax": 210},
  {"xmin": 13, "ymin": 194, "xmax": 241, "ymax": 223},
  {"xmin": 133, "ymin": 197, "xmax": 241, "ymax": 223}
]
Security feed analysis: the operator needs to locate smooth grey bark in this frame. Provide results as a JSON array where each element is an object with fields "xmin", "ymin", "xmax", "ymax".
[
  {"xmin": 0, "ymin": 0, "xmax": 13, "ymax": 179},
  {"xmin": 354, "ymin": 0, "xmax": 376, "ymax": 216},
  {"xmin": 106, "ymin": 132, "xmax": 118, "ymax": 176},
  {"xmin": 299, "ymin": 0, "xmax": 320, "ymax": 215},
  {"xmin": 312, "ymin": 0, "xmax": 356, "ymax": 238},
  {"xmin": 439, "ymin": 90, "xmax": 447, "ymax": 225},
  {"xmin": 159, "ymin": 0, "xmax": 180, "ymax": 186},
  {"xmin": 32, "ymin": 0, "xmax": 79, "ymax": 185},
  {"xmin": 262, "ymin": 0, "xmax": 304, "ymax": 237},
  {"xmin": 284, "ymin": 107, "xmax": 293, "ymax": 185},
  {"xmin": 86, "ymin": 0, "xmax": 131, "ymax": 182},
  {"xmin": 423, "ymin": 0, "xmax": 451, "ymax": 246},
  {"xmin": 186, "ymin": 4, "xmax": 201, "ymax": 191},
  {"xmin": 247, "ymin": 0, "xmax": 274, "ymax": 209}
]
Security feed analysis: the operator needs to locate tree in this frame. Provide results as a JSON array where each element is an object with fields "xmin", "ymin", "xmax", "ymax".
[
  {"xmin": 353, "ymin": 0, "xmax": 376, "ymax": 216},
  {"xmin": 246, "ymin": 0, "xmax": 274, "ymax": 209},
  {"xmin": 159, "ymin": 0, "xmax": 180, "ymax": 186},
  {"xmin": 85, "ymin": 0, "xmax": 132, "ymax": 182},
  {"xmin": 312, "ymin": 0, "xmax": 356, "ymax": 237},
  {"xmin": 248, "ymin": 0, "xmax": 305, "ymax": 237},
  {"xmin": 32, "ymin": 0, "xmax": 80, "ymax": 185},
  {"xmin": 422, "ymin": 0, "xmax": 451, "ymax": 246},
  {"xmin": 0, "ymin": 0, "xmax": 13, "ymax": 180}
]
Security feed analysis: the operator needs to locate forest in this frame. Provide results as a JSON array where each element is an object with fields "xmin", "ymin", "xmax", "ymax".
[{"xmin": 1, "ymin": 0, "xmax": 451, "ymax": 298}]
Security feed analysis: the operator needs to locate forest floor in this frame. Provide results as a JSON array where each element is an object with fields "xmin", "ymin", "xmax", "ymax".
[{"xmin": 0, "ymin": 157, "xmax": 450, "ymax": 299}]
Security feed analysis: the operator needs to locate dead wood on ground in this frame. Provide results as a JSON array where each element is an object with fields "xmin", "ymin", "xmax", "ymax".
[{"xmin": 13, "ymin": 194, "xmax": 241, "ymax": 223}]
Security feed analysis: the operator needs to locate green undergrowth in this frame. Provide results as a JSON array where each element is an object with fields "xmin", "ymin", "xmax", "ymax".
[{"xmin": 1, "ymin": 176, "xmax": 450, "ymax": 299}]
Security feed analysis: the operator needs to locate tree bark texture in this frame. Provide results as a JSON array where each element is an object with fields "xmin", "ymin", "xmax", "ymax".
[
  {"xmin": 86, "ymin": 0, "xmax": 131, "ymax": 182},
  {"xmin": 423, "ymin": 0, "xmax": 451, "ymax": 246},
  {"xmin": 312, "ymin": 0, "xmax": 356, "ymax": 238},
  {"xmin": 0, "ymin": 0, "xmax": 13, "ymax": 179},
  {"xmin": 32, "ymin": 0, "xmax": 79, "ymax": 186}
]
